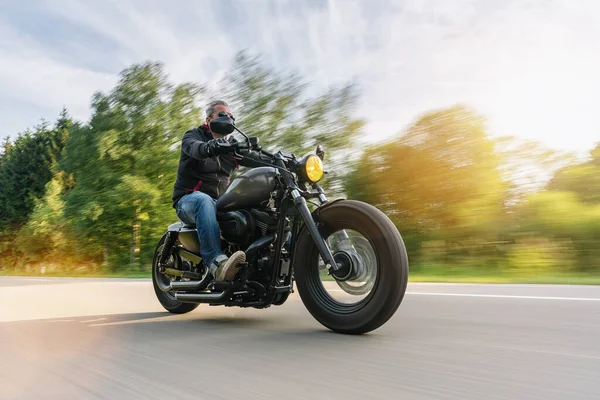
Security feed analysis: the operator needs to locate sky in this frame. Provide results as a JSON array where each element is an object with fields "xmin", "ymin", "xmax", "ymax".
[{"xmin": 1, "ymin": 0, "xmax": 599, "ymax": 156}]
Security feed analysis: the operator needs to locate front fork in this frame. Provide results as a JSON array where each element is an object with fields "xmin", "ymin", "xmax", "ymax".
[
  {"xmin": 290, "ymin": 188, "xmax": 341, "ymax": 272},
  {"xmin": 273, "ymin": 153, "xmax": 340, "ymax": 272}
]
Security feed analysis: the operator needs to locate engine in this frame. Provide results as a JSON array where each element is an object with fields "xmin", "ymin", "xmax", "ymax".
[{"xmin": 217, "ymin": 208, "xmax": 280, "ymax": 248}]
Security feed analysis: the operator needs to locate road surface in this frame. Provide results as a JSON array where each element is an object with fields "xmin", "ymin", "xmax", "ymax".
[{"xmin": 1, "ymin": 277, "xmax": 599, "ymax": 399}]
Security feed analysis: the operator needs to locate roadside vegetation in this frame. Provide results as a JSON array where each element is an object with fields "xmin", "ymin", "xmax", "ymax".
[{"xmin": 2, "ymin": 51, "xmax": 598, "ymax": 283}]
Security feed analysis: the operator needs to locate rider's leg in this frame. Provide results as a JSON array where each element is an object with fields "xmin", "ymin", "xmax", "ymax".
[{"xmin": 175, "ymin": 191, "xmax": 245, "ymax": 280}]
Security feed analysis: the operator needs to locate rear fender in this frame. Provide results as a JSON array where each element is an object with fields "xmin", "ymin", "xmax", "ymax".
[
  {"xmin": 166, "ymin": 221, "xmax": 201, "ymax": 255},
  {"xmin": 167, "ymin": 221, "xmax": 184, "ymax": 232}
]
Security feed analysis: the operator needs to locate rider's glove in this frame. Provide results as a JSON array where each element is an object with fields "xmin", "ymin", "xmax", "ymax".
[{"xmin": 206, "ymin": 138, "xmax": 231, "ymax": 156}]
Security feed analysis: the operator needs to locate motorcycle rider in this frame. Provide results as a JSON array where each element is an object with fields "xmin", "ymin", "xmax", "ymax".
[{"xmin": 172, "ymin": 100, "xmax": 262, "ymax": 282}]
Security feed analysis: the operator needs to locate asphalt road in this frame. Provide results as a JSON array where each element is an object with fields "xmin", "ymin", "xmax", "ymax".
[{"xmin": 1, "ymin": 277, "xmax": 599, "ymax": 400}]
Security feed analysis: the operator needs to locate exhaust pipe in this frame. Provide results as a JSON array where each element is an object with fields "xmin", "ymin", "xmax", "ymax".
[
  {"xmin": 169, "ymin": 273, "xmax": 212, "ymax": 291},
  {"xmin": 175, "ymin": 289, "xmax": 244, "ymax": 303},
  {"xmin": 160, "ymin": 262, "xmax": 249, "ymax": 293},
  {"xmin": 156, "ymin": 270, "xmax": 212, "ymax": 293}
]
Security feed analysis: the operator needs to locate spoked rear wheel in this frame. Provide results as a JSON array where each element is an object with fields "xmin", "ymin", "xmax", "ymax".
[
  {"xmin": 294, "ymin": 200, "xmax": 408, "ymax": 334},
  {"xmin": 152, "ymin": 234, "xmax": 199, "ymax": 314}
]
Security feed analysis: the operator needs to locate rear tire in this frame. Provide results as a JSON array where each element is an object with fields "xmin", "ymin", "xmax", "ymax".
[
  {"xmin": 294, "ymin": 200, "xmax": 408, "ymax": 334},
  {"xmin": 152, "ymin": 234, "xmax": 199, "ymax": 314}
]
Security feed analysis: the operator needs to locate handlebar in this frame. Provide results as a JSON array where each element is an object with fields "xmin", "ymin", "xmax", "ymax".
[
  {"xmin": 211, "ymin": 125, "xmax": 323, "ymax": 194},
  {"xmin": 215, "ymin": 134, "xmax": 323, "ymax": 196},
  {"xmin": 216, "ymin": 136, "xmax": 274, "ymax": 159}
]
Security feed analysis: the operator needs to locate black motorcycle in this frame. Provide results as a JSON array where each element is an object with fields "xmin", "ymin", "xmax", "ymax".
[{"xmin": 152, "ymin": 114, "xmax": 409, "ymax": 334}]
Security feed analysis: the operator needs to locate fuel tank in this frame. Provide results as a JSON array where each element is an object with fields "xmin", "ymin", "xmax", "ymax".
[{"xmin": 216, "ymin": 166, "xmax": 278, "ymax": 212}]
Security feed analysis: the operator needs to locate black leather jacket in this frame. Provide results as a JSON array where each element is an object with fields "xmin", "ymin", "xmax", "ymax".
[{"xmin": 171, "ymin": 124, "xmax": 262, "ymax": 208}]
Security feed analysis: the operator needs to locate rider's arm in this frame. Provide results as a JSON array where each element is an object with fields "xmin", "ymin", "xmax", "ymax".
[
  {"xmin": 226, "ymin": 136, "xmax": 268, "ymax": 168},
  {"xmin": 181, "ymin": 129, "xmax": 213, "ymax": 159},
  {"xmin": 237, "ymin": 150, "xmax": 268, "ymax": 168}
]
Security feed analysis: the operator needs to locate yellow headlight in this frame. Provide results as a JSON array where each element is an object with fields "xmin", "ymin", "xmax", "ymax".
[{"xmin": 305, "ymin": 155, "xmax": 324, "ymax": 182}]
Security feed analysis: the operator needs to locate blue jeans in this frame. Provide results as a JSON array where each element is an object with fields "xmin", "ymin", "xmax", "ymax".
[{"xmin": 175, "ymin": 191, "xmax": 224, "ymax": 268}]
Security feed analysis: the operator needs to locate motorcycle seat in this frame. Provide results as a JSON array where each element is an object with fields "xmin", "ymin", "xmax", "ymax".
[{"xmin": 176, "ymin": 220, "xmax": 196, "ymax": 229}]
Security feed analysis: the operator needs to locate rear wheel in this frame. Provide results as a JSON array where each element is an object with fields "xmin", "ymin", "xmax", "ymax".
[
  {"xmin": 294, "ymin": 200, "xmax": 408, "ymax": 334},
  {"xmin": 152, "ymin": 234, "xmax": 199, "ymax": 314}
]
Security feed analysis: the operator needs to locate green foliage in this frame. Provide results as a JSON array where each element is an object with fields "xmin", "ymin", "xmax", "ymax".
[
  {"xmin": 0, "ymin": 112, "xmax": 71, "ymax": 272},
  {"xmin": 0, "ymin": 112, "xmax": 69, "ymax": 230},
  {"xmin": 345, "ymin": 105, "xmax": 508, "ymax": 257},
  {"xmin": 346, "ymin": 105, "xmax": 600, "ymax": 274},
  {"xmin": 505, "ymin": 236, "xmax": 578, "ymax": 276},
  {"xmin": 216, "ymin": 51, "xmax": 365, "ymax": 195},
  {"xmin": 547, "ymin": 149, "xmax": 600, "ymax": 205},
  {"xmin": 515, "ymin": 190, "xmax": 600, "ymax": 272},
  {"xmin": 1, "ymin": 50, "xmax": 599, "ymax": 277},
  {"xmin": 2, "ymin": 51, "xmax": 365, "ymax": 273},
  {"xmin": 59, "ymin": 62, "xmax": 203, "ymax": 269}
]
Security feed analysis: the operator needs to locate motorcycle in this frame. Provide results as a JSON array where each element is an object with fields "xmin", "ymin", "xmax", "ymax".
[{"xmin": 152, "ymin": 114, "xmax": 409, "ymax": 334}]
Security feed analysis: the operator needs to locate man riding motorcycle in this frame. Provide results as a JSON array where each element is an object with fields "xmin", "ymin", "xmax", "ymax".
[{"xmin": 171, "ymin": 100, "xmax": 262, "ymax": 282}]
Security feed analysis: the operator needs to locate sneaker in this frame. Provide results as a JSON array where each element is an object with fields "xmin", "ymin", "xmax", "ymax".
[{"xmin": 213, "ymin": 251, "xmax": 246, "ymax": 281}]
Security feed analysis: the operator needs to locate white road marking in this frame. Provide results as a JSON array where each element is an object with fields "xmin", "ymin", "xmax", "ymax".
[
  {"xmin": 45, "ymin": 319, "xmax": 75, "ymax": 322},
  {"xmin": 80, "ymin": 318, "xmax": 107, "ymax": 323},
  {"xmin": 10, "ymin": 278, "xmax": 54, "ymax": 282},
  {"xmin": 326, "ymin": 289, "xmax": 600, "ymax": 301},
  {"xmin": 406, "ymin": 292, "xmax": 600, "ymax": 301}
]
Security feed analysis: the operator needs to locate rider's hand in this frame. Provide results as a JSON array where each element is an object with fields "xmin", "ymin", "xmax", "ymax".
[{"xmin": 206, "ymin": 138, "xmax": 231, "ymax": 156}]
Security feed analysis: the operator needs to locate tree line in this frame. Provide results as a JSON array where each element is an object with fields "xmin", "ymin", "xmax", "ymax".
[{"xmin": 1, "ymin": 51, "xmax": 598, "ymax": 277}]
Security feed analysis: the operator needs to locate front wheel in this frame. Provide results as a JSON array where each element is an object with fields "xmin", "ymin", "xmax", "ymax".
[{"xmin": 293, "ymin": 200, "xmax": 408, "ymax": 334}]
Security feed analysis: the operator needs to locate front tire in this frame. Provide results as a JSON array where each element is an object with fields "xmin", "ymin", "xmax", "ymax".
[
  {"xmin": 152, "ymin": 234, "xmax": 199, "ymax": 314},
  {"xmin": 294, "ymin": 200, "xmax": 408, "ymax": 334}
]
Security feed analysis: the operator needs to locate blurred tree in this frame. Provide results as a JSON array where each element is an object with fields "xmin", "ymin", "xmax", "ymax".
[
  {"xmin": 592, "ymin": 143, "xmax": 600, "ymax": 166},
  {"xmin": 3, "ymin": 53, "xmax": 368, "ymax": 272},
  {"xmin": 345, "ymin": 105, "xmax": 509, "ymax": 268},
  {"xmin": 0, "ymin": 137, "xmax": 11, "ymax": 165},
  {"xmin": 15, "ymin": 171, "xmax": 79, "ymax": 271},
  {"xmin": 0, "ymin": 112, "xmax": 69, "ymax": 271},
  {"xmin": 347, "ymin": 105, "xmax": 507, "ymax": 233},
  {"xmin": 516, "ymin": 190, "xmax": 600, "ymax": 272},
  {"xmin": 493, "ymin": 135, "xmax": 577, "ymax": 205},
  {"xmin": 516, "ymin": 142, "xmax": 600, "ymax": 272},
  {"xmin": 60, "ymin": 62, "xmax": 203, "ymax": 269},
  {"xmin": 546, "ymin": 142, "xmax": 600, "ymax": 205},
  {"xmin": 215, "ymin": 51, "xmax": 366, "ymax": 195},
  {"xmin": 4, "ymin": 51, "xmax": 597, "ymax": 278},
  {"xmin": 0, "ymin": 113, "xmax": 68, "ymax": 230}
]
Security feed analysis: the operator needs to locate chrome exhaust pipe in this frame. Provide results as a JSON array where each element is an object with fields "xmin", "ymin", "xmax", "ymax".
[
  {"xmin": 168, "ymin": 273, "xmax": 212, "ymax": 291},
  {"xmin": 156, "ymin": 271, "xmax": 211, "ymax": 293},
  {"xmin": 174, "ymin": 289, "xmax": 246, "ymax": 303},
  {"xmin": 160, "ymin": 262, "xmax": 248, "ymax": 293}
]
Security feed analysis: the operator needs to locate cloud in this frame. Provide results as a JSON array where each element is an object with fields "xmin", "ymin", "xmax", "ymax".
[
  {"xmin": 0, "ymin": 21, "xmax": 117, "ymax": 133},
  {"xmin": 1, "ymin": 0, "xmax": 599, "ymax": 155}
]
